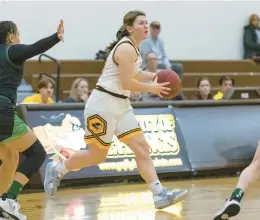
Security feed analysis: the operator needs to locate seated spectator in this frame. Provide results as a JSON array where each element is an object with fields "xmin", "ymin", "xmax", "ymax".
[
  {"xmin": 145, "ymin": 52, "xmax": 160, "ymax": 73},
  {"xmin": 244, "ymin": 14, "xmax": 260, "ymax": 59},
  {"xmin": 214, "ymin": 76, "xmax": 234, "ymax": 100},
  {"xmin": 140, "ymin": 21, "xmax": 183, "ymax": 79},
  {"xmin": 191, "ymin": 77, "xmax": 213, "ymax": 100},
  {"xmin": 65, "ymin": 78, "xmax": 89, "ymax": 103},
  {"xmin": 22, "ymin": 77, "xmax": 54, "ymax": 104},
  {"xmin": 130, "ymin": 92, "xmax": 143, "ymax": 102}
]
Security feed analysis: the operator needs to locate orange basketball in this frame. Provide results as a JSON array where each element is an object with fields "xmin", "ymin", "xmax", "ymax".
[{"xmin": 156, "ymin": 70, "xmax": 182, "ymax": 99}]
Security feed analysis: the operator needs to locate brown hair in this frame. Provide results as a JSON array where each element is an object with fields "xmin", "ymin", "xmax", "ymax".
[
  {"xmin": 106, "ymin": 10, "xmax": 146, "ymax": 52},
  {"xmin": 197, "ymin": 77, "xmax": 210, "ymax": 87},
  {"xmin": 191, "ymin": 77, "xmax": 212, "ymax": 100},
  {"xmin": 37, "ymin": 77, "xmax": 55, "ymax": 91},
  {"xmin": 150, "ymin": 21, "xmax": 161, "ymax": 29},
  {"xmin": 0, "ymin": 21, "xmax": 18, "ymax": 44},
  {"xmin": 69, "ymin": 78, "xmax": 88, "ymax": 101},
  {"xmin": 219, "ymin": 76, "xmax": 234, "ymax": 86},
  {"xmin": 249, "ymin": 14, "xmax": 259, "ymax": 26}
]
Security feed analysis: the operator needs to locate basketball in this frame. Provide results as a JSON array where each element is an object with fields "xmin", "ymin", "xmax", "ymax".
[{"xmin": 156, "ymin": 70, "xmax": 182, "ymax": 99}]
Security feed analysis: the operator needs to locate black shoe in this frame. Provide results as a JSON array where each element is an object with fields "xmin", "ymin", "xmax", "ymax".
[{"xmin": 213, "ymin": 198, "xmax": 240, "ymax": 220}]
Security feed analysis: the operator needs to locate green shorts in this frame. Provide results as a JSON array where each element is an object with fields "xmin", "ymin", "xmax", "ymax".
[{"xmin": 0, "ymin": 96, "xmax": 28, "ymax": 144}]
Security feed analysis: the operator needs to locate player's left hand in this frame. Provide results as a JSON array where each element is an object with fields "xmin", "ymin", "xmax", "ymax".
[{"xmin": 57, "ymin": 20, "xmax": 64, "ymax": 42}]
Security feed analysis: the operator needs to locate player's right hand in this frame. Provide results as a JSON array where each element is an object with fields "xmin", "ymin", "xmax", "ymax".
[
  {"xmin": 57, "ymin": 20, "xmax": 64, "ymax": 41},
  {"xmin": 149, "ymin": 76, "xmax": 171, "ymax": 98}
]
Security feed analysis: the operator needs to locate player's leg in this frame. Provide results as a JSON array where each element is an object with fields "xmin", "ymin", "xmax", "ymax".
[
  {"xmin": 44, "ymin": 144, "xmax": 109, "ymax": 196},
  {"xmin": 0, "ymin": 143, "xmax": 19, "ymax": 195},
  {"xmin": 0, "ymin": 111, "xmax": 46, "ymax": 220},
  {"xmin": 0, "ymin": 131, "xmax": 45, "ymax": 220},
  {"xmin": 116, "ymin": 110, "xmax": 187, "ymax": 209},
  {"xmin": 44, "ymin": 110, "xmax": 115, "ymax": 197},
  {"xmin": 214, "ymin": 141, "xmax": 260, "ymax": 220}
]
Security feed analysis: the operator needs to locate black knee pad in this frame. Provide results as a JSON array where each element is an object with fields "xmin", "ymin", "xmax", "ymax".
[{"xmin": 17, "ymin": 139, "xmax": 47, "ymax": 178}]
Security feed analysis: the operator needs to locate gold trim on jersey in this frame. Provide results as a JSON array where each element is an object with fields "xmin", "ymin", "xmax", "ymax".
[
  {"xmin": 84, "ymin": 135, "xmax": 112, "ymax": 149},
  {"xmin": 117, "ymin": 128, "xmax": 143, "ymax": 142}
]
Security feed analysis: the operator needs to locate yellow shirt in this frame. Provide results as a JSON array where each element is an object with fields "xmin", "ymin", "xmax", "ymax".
[
  {"xmin": 22, "ymin": 94, "xmax": 53, "ymax": 104},
  {"xmin": 213, "ymin": 91, "xmax": 223, "ymax": 100}
]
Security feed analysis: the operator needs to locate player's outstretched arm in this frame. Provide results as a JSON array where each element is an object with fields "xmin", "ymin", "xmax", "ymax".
[
  {"xmin": 8, "ymin": 20, "xmax": 64, "ymax": 65},
  {"xmin": 116, "ymin": 43, "xmax": 170, "ymax": 97}
]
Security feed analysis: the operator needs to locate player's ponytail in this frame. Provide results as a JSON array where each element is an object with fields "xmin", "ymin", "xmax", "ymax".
[
  {"xmin": 106, "ymin": 25, "xmax": 129, "ymax": 52},
  {"xmin": 106, "ymin": 10, "xmax": 146, "ymax": 52},
  {"xmin": 0, "ymin": 21, "xmax": 17, "ymax": 44}
]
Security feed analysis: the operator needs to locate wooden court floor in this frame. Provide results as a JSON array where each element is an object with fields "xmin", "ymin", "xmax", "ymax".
[{"xmin": 17, "ymin": 177, "xmax": 260, "ymax": 220}]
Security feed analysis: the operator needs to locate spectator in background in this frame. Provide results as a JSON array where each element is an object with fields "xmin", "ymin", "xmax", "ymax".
[
  {"xmin": 130, "ymin": 92, "xmax": 143, "ymax": 102},
  {"xmin": 145, "ymin": 52, "xmax": 160, "ymax": 73},
  {"xmin": 214, "ymin": 76, "xmax": 234, "ymax": 100},
  {"xmin": 191, "ymin": 77, "xmax": 213, "ymax": 100},
  {"xmin": 22, "ymin": 77, "xmax": 54, "ymax": 104},
  {"xmin": 140, "ymin": 21, "xmax": 183, "ymax": 79},
  {"xmin": 243, "ymin": 14, "xmax": 260, "ymax": 59},
  {"xmin": 65, "ymin": 78, "xmax": 89, "ymax": 103}
]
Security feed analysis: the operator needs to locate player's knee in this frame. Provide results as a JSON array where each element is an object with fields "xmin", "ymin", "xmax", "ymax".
[
  {"xmin": 22, "ymin": 139, "xmax": 47, "ymax": 168},
  {"xmin": 88, "ymin": 144, "xmax": 108, "ymax": 165},
  {"xmin": 125, "ymin": 135, "xmax": 150, "ymax": 159},
  {"xmin": 17, "ymin": 140, "xmax": 46, "ymax": 178},
  {"xmin": 2, "ymin": 148, "xmax": 19, "ymax": 164},
  {"xmin": 93, "ymin": 156, "xmax": 107, "ymax": 165}
]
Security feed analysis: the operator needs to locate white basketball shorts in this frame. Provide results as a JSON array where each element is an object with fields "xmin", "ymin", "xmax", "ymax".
[{"xmin": 84, "ymin": 89, "xmax": 143, "ymax": 149}]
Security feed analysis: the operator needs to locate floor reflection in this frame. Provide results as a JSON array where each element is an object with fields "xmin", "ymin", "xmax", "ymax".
[{"xmin": 42, "ymin": 189, "xmax": 183, "ymax": 220}]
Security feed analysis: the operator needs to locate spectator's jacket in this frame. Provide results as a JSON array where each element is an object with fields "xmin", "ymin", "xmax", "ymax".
[
  {"xmin": 243, "ymin": 25, "xmax": 260, "ymax": 59},
  {"xmin": 140, "ymin": 36, "xmax": 171, "ymax": 69},
  {"xmin": 64, "ymin": 97, "xmax": 84, "ymax": 103},
  {"xmin": 191, "ymin": 92, "xmax": 213, "ymax": 100},
  {"xmin": 22, "ymin": 94, "xmax": 53, "ymax": 104},
  {"xmin": 213, "ymin": 91, "xmax": 223, "ymax": 100}
]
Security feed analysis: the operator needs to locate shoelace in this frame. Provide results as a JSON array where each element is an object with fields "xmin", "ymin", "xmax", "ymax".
[
  {"xmin": 159, "ymin": 187, "xmax": 174, "ymax": 198},
  {"xmin": 163, "ymin": 186, "xmax": 176, "ymax": 194},
  {"xmin": 52, "ymin": 165, "xmax": 64, "ymax": 186},
  {"xmin": 225, "ymin": 197, "xmax": 230, "ymax": 201}
]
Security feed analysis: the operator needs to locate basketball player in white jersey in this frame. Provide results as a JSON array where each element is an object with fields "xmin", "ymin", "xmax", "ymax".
[{"xmin": 44, "ymin": 10, "xmax": 188, "ymax": 209}]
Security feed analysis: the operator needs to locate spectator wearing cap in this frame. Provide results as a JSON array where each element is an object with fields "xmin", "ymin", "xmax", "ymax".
[{"xmin": 140, "ymin": 21, "xmax": 183, "ymax": 79}]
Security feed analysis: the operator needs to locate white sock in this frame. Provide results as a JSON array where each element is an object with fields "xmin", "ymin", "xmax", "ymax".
[
  {"xmin": 56, "ymin": 162, "xmax": 69, "ymax": 175},
  {"xmin": 149, "ymin": 180, "xmax": 163, "ymax": 195}
]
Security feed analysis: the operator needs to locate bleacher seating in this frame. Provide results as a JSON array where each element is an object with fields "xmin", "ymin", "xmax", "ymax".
[
  {"xmin": 30, "ymin": 72, "xmax": 260, "ymax": 100},
  {"xmin": 22, "ymin": 60, "xmax": 260, "ymax": 102},
  {"xmin": 16, "ymin": 79, "xmax": 34, "ymax": 104}
]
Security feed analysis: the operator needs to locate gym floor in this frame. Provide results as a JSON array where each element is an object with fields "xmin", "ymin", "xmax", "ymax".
[{"xmin": 18, "ymin": 177, "xmax": 258, "ymax": 220}]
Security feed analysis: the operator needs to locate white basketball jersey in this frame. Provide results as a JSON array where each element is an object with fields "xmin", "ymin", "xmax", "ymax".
[{"xmin": 97, "ymin": 37, "xmax": 142, "ymax": 97}]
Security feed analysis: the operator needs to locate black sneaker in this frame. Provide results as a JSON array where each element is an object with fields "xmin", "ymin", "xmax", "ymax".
[
  {"xmin": 213, "ymin": 198, "xmax": 240, "ymax": 220},
  {"xmin": 0, "ymin": 194, "xmax": 27, "ymax": 220}
]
